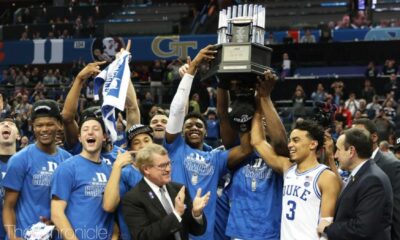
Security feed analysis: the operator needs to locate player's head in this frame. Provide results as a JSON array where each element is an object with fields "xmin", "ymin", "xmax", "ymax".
[
  {"xmin": 0, "ymin": 116, "xmax": 19, "ymax": 148},
  {"xmin": 126, "ymin": 124, "xmax": 153, "ymax": 151},
  {"xmin": 149, "ymin": 110, "xmax": 168, "ymax": 142},
  {"xmin": 31, "ymin": 99, "xmax": 62, "ymax": 148},
  {"xmin": 183, "ymin": 112, "xmax": 207, "ymax": 149},
  {"xmin": 288, "ymin": 120, "xmax": 324, "ymax": 163},
  {"xmin": 79, "ymin": 117, "xmax": 106, "ymax": 155}
]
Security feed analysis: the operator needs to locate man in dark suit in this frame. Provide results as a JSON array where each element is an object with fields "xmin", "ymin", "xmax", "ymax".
[
  {"xmin": 352, "ymin": 118, "xmax": 400, "ymax": 240},
  {"xmin": 318, "ymin": 128, "xmax": 393, "ymax": 240},
  {"xmin": 122, "ymin": 143, "xmax": 210, "ymax": 240}
]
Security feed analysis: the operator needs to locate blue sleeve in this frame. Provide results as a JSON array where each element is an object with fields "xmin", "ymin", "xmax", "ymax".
[
  {"xmin": 214, "ymin": 150, "xmax": 229, "ymax": 177},
  {"xmin": 51, "ymin": 163, "xmax": 74, "ymax": 201},
  {"xmin": 163, "ymin": 135, "xmax": 184, "ymax": 155},
  {"xmin": 2, "ymin": 154, "xmax": 27, "ymax": 191},
  {"xmin": 119, "ymin": 171, "xmax": 129, "ymax": 197}
]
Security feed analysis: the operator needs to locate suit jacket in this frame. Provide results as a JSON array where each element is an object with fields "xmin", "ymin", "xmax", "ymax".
[
  {"xmin": 122, "ymin": 179, "xmax": 206, "ymax": 240},
  {"xmin": 326, "ymin": 160, "xmax": 393, "ymax": 240},
  {"xmin": 374, "ymin": 150, "xmax": 400, "ymax": 240}
]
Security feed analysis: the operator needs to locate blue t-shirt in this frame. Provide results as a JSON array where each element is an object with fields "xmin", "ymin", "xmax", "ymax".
[
  {"xmin": 164, "ymin": 135, "xmax": 229, "ymax": 240},
  {"xmin": 214, "ymin": 182, "xmax": 230, "ymax": 240},
  {"xmin": 118, "ymin": 165, "xmax": 142, "ymax": 240},
  {"xmin": 51, "ymin": 155, "xmax": 113, "ymax": 240},
  {"xmin": 65, "ymin": 142, "xmax": 124, "ymax": 166},
  {"xmin": 0, "ymin": 155, "xmax": 12, "ymax": 239},
  {"xmin": 226, "ymin": 153, "xmax": 283, "ymax": 240},
  {"xmin": 1, "ymin": 144, "xmax": 71, "ymax": 238}
]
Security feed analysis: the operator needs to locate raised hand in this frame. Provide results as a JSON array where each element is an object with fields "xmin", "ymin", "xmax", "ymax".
[
  {"xmin": 256, "ymin": 69, "xmax": 278, "ymax": 98},
  {"xmin": 192, "ymin": 188, "xmax": 210, "ymax": 217},
  {"xmin": 174, "ymin": 186, "xmax": 186, "ymax": 216},
  {"xmin": 114, "ymin": 150, "xmax": 134, "ymax": 169},
  {"xmin": 188, "ymin": 45, "xmax": 217, "ymax": 75},
  {"xmin": 178, "ymin": 56, "xmax": 191, "ymax": 78},
  {"xmin": 115, "ymin": 39, "xmax": 132, "ymax": 59},
  {"xmin": 76, "ymin": 61, "xmax": 107, "ymax": 81}
]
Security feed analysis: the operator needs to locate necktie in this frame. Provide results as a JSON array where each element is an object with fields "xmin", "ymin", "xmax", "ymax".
[
  {"xmin": 341, "ymin": 175, "xmax": 353, "ymax": 194},
  {"xmin": 160, "ymin": 187, "xmax": 182, "ymax": 240}
]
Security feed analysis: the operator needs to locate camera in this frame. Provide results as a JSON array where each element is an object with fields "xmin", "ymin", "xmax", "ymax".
[{"xmin": 313, "ymin": 101, "xmax": 337, "ymax": 130}]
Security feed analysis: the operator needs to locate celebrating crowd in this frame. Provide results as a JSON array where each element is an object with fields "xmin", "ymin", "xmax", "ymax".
[{"xmin": 0, "ymin": 43, "xmax": 399, "ymax": 240}]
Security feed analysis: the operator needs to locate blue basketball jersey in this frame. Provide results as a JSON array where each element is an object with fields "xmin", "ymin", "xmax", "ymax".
[
  {"xmin": 226, "ymin": 153, "xmax": 283, "ymax": 240},
  {"xmin": 2, "ymin": 144, "xmax": 71, "ymax": 238},
  {"xmin": 51, "ymin": 155, "xmax": 113, "ymax": 240},
  {"xmin": 164, "ymin": 135, "xmax": 229, "ymax": 240}
]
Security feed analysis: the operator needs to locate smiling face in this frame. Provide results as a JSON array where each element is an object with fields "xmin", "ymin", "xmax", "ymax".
[
  {"xmin": 143, "ymin": 153, "xmax": 171, "ymax": 187},
  {"xmin": 150, "ymin": 114, "xmax": 168, "ymax": 140},
  {"xmin": 335, "ymin": 134, "xmax": 353, "ymax": 171},
  {"xmin": 79, "ymin": 119, "xmax": 106, "ymax": 155},
  {"xmin": 0, "ymin": 120, "xmax": 19, "ymax": 146},
  {"xmin": 287, "ymin": 129, "xmax": 317, "ymax": 163},
  {"xmin": 33, "ymin": 117, "xmax": 59, "ymax": 148},
  {"xmin": 183, "ymin": 117, "xmax": 207, "ymax": 149},
  {"xmin": 130, "ymin": 133, "xmax": 153, "ymax": 151}
]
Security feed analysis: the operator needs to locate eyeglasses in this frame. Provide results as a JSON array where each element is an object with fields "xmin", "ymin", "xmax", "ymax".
[{"xmin": 152, "ymin": 161, "xmax": 171, "ymax": 171}]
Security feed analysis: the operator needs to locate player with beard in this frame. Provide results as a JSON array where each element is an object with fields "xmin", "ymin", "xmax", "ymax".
[
  {"xmin": 51, "ymin": 116, "xmax": 132, "ymax": 239},
  {"xmin": 164, "ymin": 45, "xmax": 253, "ymax": 240},
  {"xmin": 149, "ymin": 110, "xmax": 168, "ymax": 145},
  {"xmin": 2, "ymin": 100, "xmax": 71, "ymax": 240},
  {"xmin": 0, "ymin": 116, "xmax": 20, "ymax": 239}
]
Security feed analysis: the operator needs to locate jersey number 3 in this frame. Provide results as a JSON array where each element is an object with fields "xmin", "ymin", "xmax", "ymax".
[{"xmin": 286, "ymin": 200, "xmax": 296, "ymax": 220}]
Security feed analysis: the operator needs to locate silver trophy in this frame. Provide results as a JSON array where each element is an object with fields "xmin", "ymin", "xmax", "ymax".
[
  {"xmin": 203, "ymin": 4, "xmax": 272, "ymax": 85},
  {"xmin": 203, "ymin": 4, "xmax": 273, "ymax": 133}
]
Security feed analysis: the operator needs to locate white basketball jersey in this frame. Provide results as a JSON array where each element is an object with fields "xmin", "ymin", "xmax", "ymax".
[{"xmin": 281, "ymin": 164, "xmax": 328, "ymax": 240}]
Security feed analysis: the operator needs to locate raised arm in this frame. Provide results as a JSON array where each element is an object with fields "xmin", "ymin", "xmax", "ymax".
[
  {"xmin": 122, "ymin": 40, "xmax": 140, "ymax": 129},
  {"xmin": 103, "ymin": 151, "xmax": 133, "ymax": 212},
  {"xmin": 217, "ymin": 87, "xmax": 238, "ymax": 149},
  {"xmin": 62, "ymin": 61, "xmax": 105, "ymax": 147},
  {"xmin": 226, "ymin": 132, "xmax": 253, "ymax": 170},
  {"xmin": 258, "ymin": 70, "xmax": 289, "ymax": 157},
  {"xmin": 251, "ymin": 108, "xmax": 292, "ymax": 174},
  {"xmin": 125, "ymin": 80, "xmax": 140, "ymax": 128},
  {"xmin": 165, "ymin": 45, "xmax": 217, "ymax": 144}
]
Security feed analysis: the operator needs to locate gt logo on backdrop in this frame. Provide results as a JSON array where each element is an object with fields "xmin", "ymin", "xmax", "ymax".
[{"xmin": 151, "ymin": 36, "xmax": 197, "ymax": 59}]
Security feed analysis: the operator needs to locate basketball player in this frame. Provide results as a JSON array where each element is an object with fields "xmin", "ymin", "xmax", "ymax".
[{"xmin": 251, "ymin": 103, "xmax": 341, "ymax": 239}]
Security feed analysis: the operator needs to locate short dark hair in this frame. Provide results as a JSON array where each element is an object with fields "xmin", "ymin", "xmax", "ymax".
[
  {"xmin": 293, "ymin": 120, "xmax": 324, "ymax": 151},
  {"xmin": 343, "ymin": 128, "xmax": 372, "ymax": 159},
  {"xmin": 184, "ymin": 112, "xmax": 207, "ymax": 129},
  {"xmin": 352, "ymin": 118, "xmax": 377, "ymax": 135},
  {"xmin": 79, "ymin": 117, "xmax": 106, "ymax": 134}
]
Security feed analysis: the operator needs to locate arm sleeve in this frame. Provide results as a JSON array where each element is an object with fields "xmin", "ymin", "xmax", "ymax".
[
  {"xmin": 166, "ymin": 73, "xmax": 194, "ymax": 134},
  {"xmin": 50, "ymin": 164, "xmax": 74, "ymax": 201},
  {"xmin": 2, "ymin": 154, "xmax": 27, "ymax": 191}
]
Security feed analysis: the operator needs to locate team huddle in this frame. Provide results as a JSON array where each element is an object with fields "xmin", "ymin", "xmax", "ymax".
[{"xmin": 0, "ymin": 43, "xmax": 399, "ymax": 240}]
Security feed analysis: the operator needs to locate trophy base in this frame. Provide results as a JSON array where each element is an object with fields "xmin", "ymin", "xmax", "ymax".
[{"xmin": 202, "ymin": 42, "xmax": 273, "ymax": 83}]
